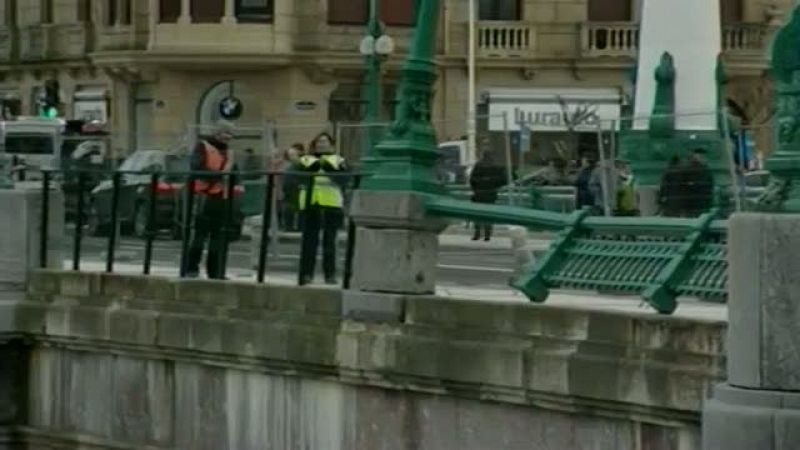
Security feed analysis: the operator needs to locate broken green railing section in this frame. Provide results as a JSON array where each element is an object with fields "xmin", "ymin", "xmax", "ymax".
[{"xmin": 425, "ymin": 197, "xmax": 728, "ymax": 314}]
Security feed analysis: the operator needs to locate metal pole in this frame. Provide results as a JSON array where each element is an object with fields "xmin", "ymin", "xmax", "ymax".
[
  {"xmin": 256, "ymin": 174, "xmax": 275, "ymax": 283},
  {"xmin": 721, "ymin": 108, "xmax": 743, "ymax": 211},
  {"xmin": 361, "ymin": 0, "xmax": 383, "ymax": 166},
  {"xmin": 72, "ymin": 173, "xmax": 86, "ymax": 271},
  {"xmin": 467, "ymin": 0, "xmax": 478, "ymax": 166},
  {"xmin": 596, "ymin": 122, "xmax": 612, "ymax": 217},
  {"xmin": 502, "ymin": 112, "xmax": 515, "ymax": 206},
  {"xmin": 105, "ymin": 172, "xmax": 122, "ymax": 273},
  {"xmin": 143, "ymin": 173, "xmax": 158, "ymax": 275},
  {"xmin": 40, "ymin": 171, "xmax": 50, "ymax": 268}
]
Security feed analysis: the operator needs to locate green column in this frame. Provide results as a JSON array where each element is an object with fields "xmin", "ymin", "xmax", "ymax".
[
  {"xmin": 360, "ymin": 0, "xmax": 444, "ymax": 195},
  {"xmin": 361, "ymin": 0, "xmax": 383, "ymax": 168},
  {"xmin": 758, "ymin": 8, "xmax": 800, "ymax": 212}
]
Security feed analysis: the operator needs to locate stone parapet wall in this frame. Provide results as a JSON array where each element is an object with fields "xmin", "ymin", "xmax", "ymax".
[{"xmin": 0, "ymin": 270, "xmax": 726, "ymax": 450}]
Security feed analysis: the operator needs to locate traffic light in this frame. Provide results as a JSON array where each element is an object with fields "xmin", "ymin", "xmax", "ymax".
[{"xmin": 39, "ymin": 79, "xmax": 59, "ymax": 118}]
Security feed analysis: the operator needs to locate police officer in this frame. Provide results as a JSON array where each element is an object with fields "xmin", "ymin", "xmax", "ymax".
[
  {"xmin": 186, "ymin": 121, "xmax": 236, "ymax": 279},
  {"xmin": 298, "ymin": 132, "xmax": 347, "ymax": 285}
]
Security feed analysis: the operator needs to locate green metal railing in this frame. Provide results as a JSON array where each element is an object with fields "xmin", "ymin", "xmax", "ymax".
[{"xmin": 426, "ymin": 196, "xmax": 728, "ymax": 314}]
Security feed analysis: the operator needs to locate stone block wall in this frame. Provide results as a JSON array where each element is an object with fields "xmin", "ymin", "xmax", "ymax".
[{"xmin": 0, "ymin": 270, "xmax": 726, "ymax": 449}]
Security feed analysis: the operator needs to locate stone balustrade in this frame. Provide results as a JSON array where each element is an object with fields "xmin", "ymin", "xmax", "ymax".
[
  {"xmin": 477, "ymin": 21, "xmax": 535, "ymax": 58},
  {"xmin": 581, "ymin": 22, "xmax": 640, "ymax": 57},
  {"xmin": 721, "ymin": 23, "xmax": 772, "ymax": 54}
]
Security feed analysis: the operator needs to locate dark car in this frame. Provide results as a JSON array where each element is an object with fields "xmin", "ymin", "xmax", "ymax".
[{"xmin": 87, "ymin": 150, "xmax": 244, "ymax": 240}]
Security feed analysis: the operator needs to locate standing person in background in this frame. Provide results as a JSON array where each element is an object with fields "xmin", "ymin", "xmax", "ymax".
[
  {"xmin": 298, "ymin": 133, "xmax": 347, "ymax": 285},
  {"xmin": 280, "ymin": 143, "xmax": 305, "ymax": 231},
  {"xmin": 615, "ymin": 161, "xmax": 638, "ymax": 216},
  {"xmin": 658, "ymin": 155, "xmax": 684, "ymax": 217},
  {"xmin": 682, "ymin": 148, "xmax": 715, "ymax": 217},
  {"xmin": 590, "ymin": 157, "xmax": 619, "ymax": 215},
  {"xmin": 241, "ymin": 148, "xmax": 262, "ymax": 180},
  {"xmin": 186, "ymin": 121, "xmax": 236, "ymax": 279},
  {"xmin": 575, "ymin": 155, "xmax": 596, "ymax": 210},
  {"xmin": 469, "ymin": 150, "xmax": 507, "ymax": 241}
]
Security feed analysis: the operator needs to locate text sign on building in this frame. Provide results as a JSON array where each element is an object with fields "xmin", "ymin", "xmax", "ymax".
[{"xmin": 487, "ymin": 88, "xmax": 622, "ymax": 132}]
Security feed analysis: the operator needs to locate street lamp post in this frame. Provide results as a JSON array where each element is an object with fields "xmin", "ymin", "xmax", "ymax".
[{"xmin": 359, "ymin": 0, "xmax": 394, "ymax": 168}]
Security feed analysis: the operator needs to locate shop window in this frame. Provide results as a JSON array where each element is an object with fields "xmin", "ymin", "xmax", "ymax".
[
  {"xmin": 587, "ymin": 0, "xmax": 631, "ymax": 22},
  {"xmin": 236, "ymin": 0, "xmax": 272, "ymax": 23},
  {"xmin": 192, "ymin": 0, "xmax": 224, "ymax": 23},
  {"xmin": 41, "ymin": 0, "xmax": 53, "ymax": 24},
  {"xmin": 478, "ymin": 0, "xmax": 520, "ymax": 21},
  {"xmin": 160, "ymin": 0, "xmax": 181, "ymax": 23},
  {"xmin": 327, "ymin": 0, "xmax": 415, "ymax": 26},
  {"xmin": 720, "ymin": 0, "xmax": 743, "ymax": 23}
]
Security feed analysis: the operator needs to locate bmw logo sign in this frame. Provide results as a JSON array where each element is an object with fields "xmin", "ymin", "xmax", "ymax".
[{"xmin": 219, "ymin": 96, "xmax": 243, "ymax": 120}]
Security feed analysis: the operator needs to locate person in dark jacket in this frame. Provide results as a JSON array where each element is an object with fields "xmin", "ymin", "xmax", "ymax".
[
  {"xmin": 682, "ymin": 148, "xmax": 715, "ymax": 216},
  {"xmin": 469, "ymin": 151, "xmax": 507, "ymax": 241},
  {"xmin": 575, "ymin": 156, "xmax": 597, "ymax": 210},
  {"xmin": 659, "ymin": 155, "xmax": 684, "ymax": 217}
]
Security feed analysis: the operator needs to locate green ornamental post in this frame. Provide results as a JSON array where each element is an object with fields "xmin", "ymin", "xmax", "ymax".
[
  {"xmin": 360, "ymin": 0, "xmax": 443, "ymax": 195},
  {"xmin": 758, "ymin": 8, "xmax": 800, "ymax": 212},
  {"xmin": 360, "ymin": 0, "xmax": 384, "ymax": 168}
]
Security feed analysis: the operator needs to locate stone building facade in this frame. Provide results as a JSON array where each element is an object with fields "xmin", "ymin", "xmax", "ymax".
[{"xmin": 0, "ymin": 0, "xmax": 787, "ymax": 160}]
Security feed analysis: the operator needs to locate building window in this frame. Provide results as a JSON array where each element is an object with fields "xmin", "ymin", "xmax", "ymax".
[
  {"xmin": 478, "ymin": 0, "xmax": 519, "ymax": 21},
  {"xmin": 6, "ymin": 0, "xmax": 17, "ymax": 26},
  {"xmin": 120, "ymin": 0, "xmax": 131, "ymax": 25},
  {"xmin": 381, "ymin": 0, "xmax": 416, "ymax": 26},
  {"xmin": 587, "ymin": 0, "xmax": 631, "ymax": 22},
  {"xmin": 236, "ymin": 0, "xmax": 272, "ymax": 23},
  {"xmin": 192, "ymin": 0, "xmax": 224, "ymax": 23},
  {"xmin": 160, "ymin": 0, "xmax": 181, "ymax": 23},
  {"xmin": 77, "ymin": 0, "xmax": 92, "ymax": 22},
  {"xmin": 328, "ymin": 0, "xmax": 415, "ymax": 26},
  {"xmin": 106, "ymin": 0, "xmax": 116, "ymax": 25},
  {"xmin": 41, "ymin": 0, "xmax": 53, "ymax": 24},
  {"xmin": 720, "ymin": 0, "xmax": 743, "ymax": 23}
]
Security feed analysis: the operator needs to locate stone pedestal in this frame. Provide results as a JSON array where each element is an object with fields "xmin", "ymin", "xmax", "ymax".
[
  {"xmin": 703, "ymin": 213, "xmax": 800, "ymax": 450},
  {"xmin": 345, "ymin": 191, "xmax": 447, "ymax": 320},
  {"xmin": 0, "ymin": 184, "xmax": 64, "ymax": 285}
]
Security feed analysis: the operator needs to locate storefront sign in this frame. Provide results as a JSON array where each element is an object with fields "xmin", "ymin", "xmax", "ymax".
[
  {"xmin": 219, "ymin": 96, "xmax": 243, "ymax": 120},
  {"xmin": 487, "ymin": 88, "xmax": 621, "ymax": 132}
]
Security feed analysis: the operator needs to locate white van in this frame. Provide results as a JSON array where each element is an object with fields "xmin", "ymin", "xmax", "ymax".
[{"xmin": 0, "ymin": 117, "xmax": 64, "ymax": 179}]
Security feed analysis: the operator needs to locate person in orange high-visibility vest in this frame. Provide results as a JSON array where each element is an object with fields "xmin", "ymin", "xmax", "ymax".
[{"xmin": 186, "ymin": 121, "xmax": 236, "ymax": 279}]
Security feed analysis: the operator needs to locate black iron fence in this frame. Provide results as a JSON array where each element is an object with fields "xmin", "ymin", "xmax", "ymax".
[{"xmin": 39, "ymin": 169, "xmax": 362, "ymax": 288}]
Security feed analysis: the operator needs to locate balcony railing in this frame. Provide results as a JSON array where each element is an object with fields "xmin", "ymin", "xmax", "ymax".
[
  {"xmin": 722, "ymin": 24, "xmax": 772, "ymax": 54},
  {"xmin": 477, "ymin": 21, "xmax": 534, "ymax": 58},
  {"xmin": 581, "ymin": 22, "xmax": 639, "ymax": 57},
  {"xmin": 96, "ymin": 25, "xmax": 148, "ymax": 52},
  {"xmin": 19, "ymin": 24, "xmax": 92, "ymax": 61}
]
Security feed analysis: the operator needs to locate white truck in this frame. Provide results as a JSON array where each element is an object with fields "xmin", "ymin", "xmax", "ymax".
[{"xmin": 0, "ymin": 117, "xmax": 64, "ymax": 181}]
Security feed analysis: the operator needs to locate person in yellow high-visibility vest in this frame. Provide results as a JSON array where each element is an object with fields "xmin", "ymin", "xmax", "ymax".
[{"xmin": 298, "ymin": 132, "xmax": 347, "ymax": 285}]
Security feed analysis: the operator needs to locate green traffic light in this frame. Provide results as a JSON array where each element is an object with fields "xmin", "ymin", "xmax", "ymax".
[{"xmin": 40, "ymin": 106, "xmax": 57, "ymax": 119}]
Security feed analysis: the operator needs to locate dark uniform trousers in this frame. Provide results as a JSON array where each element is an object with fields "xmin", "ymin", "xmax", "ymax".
[
  {"xmin": 187, "ymin": 195, "xmax": 227, "ymax": 279},
  {"xmin": 300, "ymin": 204, "xmax": 343, "ymax": 282}
]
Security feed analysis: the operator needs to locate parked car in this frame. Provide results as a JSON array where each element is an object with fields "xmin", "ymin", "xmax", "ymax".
[{"xmin": 86, "ymin": 150, "xmax": 244, "ymax": 240}]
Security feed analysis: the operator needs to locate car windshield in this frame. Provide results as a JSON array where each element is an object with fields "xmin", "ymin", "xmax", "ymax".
[
  {"xmin": 438, "ymin": 145, "xmax": 461, "ymax": 165},
  {"xmin": 5, "ymin": 135, "xmax": 55, "ymax": 155}
]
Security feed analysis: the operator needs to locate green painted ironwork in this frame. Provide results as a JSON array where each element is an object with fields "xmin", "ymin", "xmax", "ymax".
[
  {"xmin": 426, "ymin": 197, "xmax": 728, "ymax": 314},
  {"xmin": 757, "ymin": 7, "xmax": 800, "ymax": 212},
  {"xmin": 649, "ymin": 52, "xmax": 675, "ymax": 138},
  {"xmin": 360, "ymin": 0, "xmax": 443, "ymax": 195}
]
